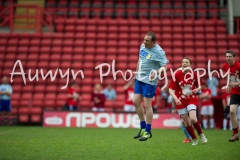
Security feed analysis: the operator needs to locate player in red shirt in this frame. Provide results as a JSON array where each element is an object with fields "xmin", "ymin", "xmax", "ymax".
[
  {"xmin": 152, "ymin": 87, "xmax": 160, "ymax": 113},
  {"xmin": 91, "ymin": 84, "xmax": 106, "ymax": 112},
  {"xmin": 123, "ymin": 81, "xmax": 135, "ymax": 112},
  {"xmin": 199, "ymin": 83, "xmax": 214, "ymax": 129},
  {"xmin": 222, "ymin": 92, "xmax": 232, "ymax": 130},
  {"xmin": 169, "ymin": 57, "xmax": 207, "ymax": 145},
  {"xmin": 222, "ymin": 50, "xmax": 240, "ymax": 141},
  {"xmin": 67, "ymin": 81, "xmax": 81, "ymax": 111}
]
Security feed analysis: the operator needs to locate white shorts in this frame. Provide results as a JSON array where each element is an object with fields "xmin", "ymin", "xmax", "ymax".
[
  {"xmin": 201, "ymin": 105, "xmax": 214, "ymax": 116},
  {"xmin": 177, "ymin": 104, "xmax": 197, "ymax": 115},
  {"xmin": 123, "ymin": 104, "xmax": 136, "ymax": 112},
  {"xmin": 92, "ymin": 107, "xmax": 105, "ymax": 112}
]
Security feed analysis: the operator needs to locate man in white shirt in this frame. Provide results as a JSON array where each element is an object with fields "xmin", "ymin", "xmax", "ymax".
[{"xmin": 0, "ymin": 76, "xmax": 13, "ymax": 125}]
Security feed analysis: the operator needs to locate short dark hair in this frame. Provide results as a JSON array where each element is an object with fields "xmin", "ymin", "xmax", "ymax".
[
  {"xmin": 182, "ymin": 57, "xmax": 192, "ymax": 64},
  {"xmin": 226, "ymin": 50, "xmax": 235, "ymax": 57},
  {"xmin": 71, "ymin": 81, "xmax": 77, "ymax": 86},
  {"xmin": 146, "ymin": 31, "xmax": 156, "ymax": 42}
]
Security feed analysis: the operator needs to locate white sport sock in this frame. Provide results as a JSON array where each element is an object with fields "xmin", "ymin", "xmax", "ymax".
[
  {"xmin": 203, "ymin": 119, "xmax": 208, "ymax": 129},
  {"xmin": 230, "ymin": 121, "xmax": 232, "ymax": 130},
  {"xmin": 210, "ymin": 118, "xmax": 214, "ymax": 129},
  {"xmin": 223, "ymin": 119, "xmax": 227, "ymax": 130}
]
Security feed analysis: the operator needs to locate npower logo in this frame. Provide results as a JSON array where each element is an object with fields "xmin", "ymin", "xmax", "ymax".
[{"xmin": 65, "ymin": 113, "xmax": 159, "ymax": 128}]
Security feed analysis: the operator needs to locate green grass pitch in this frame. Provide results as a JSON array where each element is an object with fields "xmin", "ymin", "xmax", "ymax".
[{"xmin": 0, "ymin": 127, "xmax": 239, "ymax": 160}]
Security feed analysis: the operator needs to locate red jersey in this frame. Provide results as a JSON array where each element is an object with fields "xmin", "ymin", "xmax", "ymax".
[
  {"xmin": 125, "ymin": 87, "xmax": 134, "ymax": 105},
  {"xmin": 67, "ymin": 87, "xmax": 77, "ymax": 106},
  {"xmin": 91, "ymin": 92, "xmax": 106, "ymax": 108},
  {"xmin": 223, "ymin": 62, "xmax": 240, "ymax": 95},
  {"xmin": 152, "ymin": 88, "xmax": 160, "ymax": 106},
  {"xmin": 201, "ymin": 88, "xmax": 213, "ymax": 106},
  {"xmin": 222, "ymin": 92, "xmax": 231, "ymax": 106},
  {"xmin": 169, "ymin": 70, "xmax": 200, "ymax": 109}
]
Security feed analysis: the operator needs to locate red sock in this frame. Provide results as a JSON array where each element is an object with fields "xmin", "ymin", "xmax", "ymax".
[
  {"xmin": 233, "ymin": 128, "xmax": 238, "ymax": 135},
  {"xmin": 186, "ymin": 126, "xmax": 197, "ymax": 139},
  {"xmin": 193, "ymin": 120, "xmax": 203, "ymax": 135}
]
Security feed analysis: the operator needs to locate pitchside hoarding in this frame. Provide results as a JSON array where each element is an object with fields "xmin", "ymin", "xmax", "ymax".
[{"xmin": 43, "ymin": 111, "xmax": 181, "ymax": 128}]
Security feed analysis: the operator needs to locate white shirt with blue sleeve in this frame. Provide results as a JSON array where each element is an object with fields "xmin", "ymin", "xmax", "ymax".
[
  {"xmin": 0, "ymin": 84, "xmax": 12, "ymax": 100},
  {"xmin": 136, "ymin": 43, "xmax": 169, "ymax": 85}
]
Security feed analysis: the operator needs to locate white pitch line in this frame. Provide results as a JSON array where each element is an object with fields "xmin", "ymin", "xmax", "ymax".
[{"xmin": 0, "ymin": 130, "xmax": 14, "ymax": 135}]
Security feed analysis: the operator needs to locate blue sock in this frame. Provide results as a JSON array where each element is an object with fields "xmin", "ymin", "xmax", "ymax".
[
  {"xmin": 140, "ymin": 121, "xmax": 146, "ymax": 129},
  {"xmin": 145, "ymin": 124, "xmax": 151, "ymax": 133},
  {"xmin": 181, "ymin": 124, "xmax": 191, "ymax": 139}
]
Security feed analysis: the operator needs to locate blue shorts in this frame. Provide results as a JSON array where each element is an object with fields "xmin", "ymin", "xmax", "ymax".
[
  {"xmin": 69, "ymin": 105, "xmax": 77, "ymax": 111},
  {"xmin": 0, "ymin": 100, "xmax": 11, "ymax": 112},
  {"xmin": 134, "ymin": 80, "xmax": 157, "ymax": 98}
]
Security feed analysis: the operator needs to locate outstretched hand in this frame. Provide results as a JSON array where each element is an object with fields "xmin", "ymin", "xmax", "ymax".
[
  {"xmin": 175, "ymin": 99, "xmax": 182, "ymax": 106},
  {"xmin": 172, "ymin": 109, "xmax": 177, "ymax": 116}
]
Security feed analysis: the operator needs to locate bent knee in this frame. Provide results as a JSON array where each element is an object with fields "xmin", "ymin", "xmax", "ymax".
[
  {"xmin": 133, "ymin": 99, "xmax": 140, "ymax": 107},
  {"xmin": 230, "ymin": 109, "xmax": 236, "ymax": 115},
  {"xmin": 184, "ymin": 121, "xmax": 191, "ymax": 127},
  {"xmin": 190, "ymin": 118, "xmax": 197, "ymax": 124}
]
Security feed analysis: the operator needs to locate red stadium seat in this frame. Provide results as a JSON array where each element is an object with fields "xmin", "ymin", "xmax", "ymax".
[
  {"xmin": 49, "ymin": 61, "xmax": 60, "ymax": 69},
  {"xmin": 11, "ymin": 106, "xmax": 18, "ymax": 115},
  {"xmin": 60, "ymin": 61, "xmax": 71, "ymax": 69},
  {"xmin": 19, "ymin": 38, "xmax": 30, "ymax": 46},
  {"xmin": 173, "ymin": 40, "xmax": 183, "ymax": 47},
  {"xmin": 228, "ymin": 40, "xmax": 239, "ymax": 48},
  {"xmin": 62, "ymin": 46, "xmax": 73, "ymax": 53},
  {"xmin": 18, "ymin": 46, "xmax": 28, "ymax": 53},
  {"xmin": 29, "ymin": 46, "xmax": 39, "ymax": 53},
  {"xmin": 11, "ymin": 92, "xmax": 21, "ymax": 101},
  {"xmin": 19, "ymin": 107, "xmax": 30, "ymax": 114},
  {"xmin": 33, "ymin": 84, "xmax": 45, "ymax": 92},
  {"xmin": 7, "ymin": 46, "xmax": 17, "ymax": 53},
  {"xmin": 184, "ymin": 48, "xmax": 195, "ymax": 55},
  {"xmin": 227, "ymin": 34, "xmax": 238, "ymax": 41},
  {"xmin": 72, "ymin": 61, "xmax": 83, "ymax": 69},
  {"xmin": 30, "ymin": 39, "xmax": 41, "ymax": 46},
  {"xmin": 52, "ymin": 39, "xmax": 62, "ymax": 46},
  {"xmin": 205, "ymin": 26, "xmax": 215, "ymax": 33},
  {"xmin": 30, "ymin": 114, "xmax": 42, "ymax": 123},
  {"xmin": 195, "ymin": 41, "xmax": 205, "ymax": 48},
  {"xmin": 182, "ymin": 33, "xmax": 192, "ymax": 41},
  {"xmin": 84, "ymin": 69, "xmax": 94, "ymax": 77},
  {"xmin": 195, "ymin": 48, "xmax": 205, "ymax": 55},
  {"xmin": 26, "ymin": 61, "xmax": 38, "ymax": 68},
  {"xmin": 205, "ymin": 40, "xmax": 217, "ymax": 48},
  {"xmin": 83, "ymin": 62, "xmax": 94, "ymax": 69},
  {"xmin": 65, "ymin": 25, "xmax": 75, "ymax": 33},
  {"xmin": 8, "ymin": 39, "xmax": 18, "ymax": 46},
  {"xmin": 0, "ymin": 38, "xmax": 8, "ymax": 46},
  {"xmin": 81, "ymin": 85, "xmax": 92, "ymax": 93},
  {"xmin": 5, "ymin": 53, "xmax": 16, "ymax": 61},
  {"xmin": 41, "ymin": 38, "xmax": 52, "ymax": 46},
  {"xmin": 18, "ymin": 114, "xmax": 29, "ymax": 123},
  {"xmin": 217, "ymin": 41, "xmax": 228, "ymax": 48},
  {"xmin": 52, "ymin": 46, "xmax": 62, "ymax": 54},
  {"xmin": 194, "ymin": 33, "xmax": 204, "ymax": 41},
  {"xmin": 28, "ymin": 53, "xmax": 38, "ymax": 61},
  {"xmin": 206, "ymin": 33, "xmax": 216, "ymax": 40},
  {"xmin": 217, "ymin": 27, "xmax": 226, "ymax": 33},
  {"xmin": 206, "ymin": 48, "xmax": 217, "ymax": 55},
  {"xmin": 173, "ymin": 48, "xmax": 183, "ymax": 55},
  {"xmin": 95, "ymin": 54, "xmax": 105, "ymax": 61}
]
